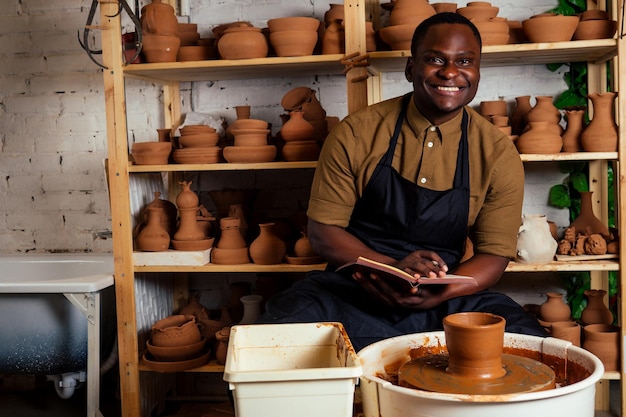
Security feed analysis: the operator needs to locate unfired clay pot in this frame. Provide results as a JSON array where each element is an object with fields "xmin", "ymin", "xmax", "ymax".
[
  {"xmin": 136, "ymin": 207, "xmax": 171, "ymax": 251},
  {"xmin": 145, "ymin": 191, "xmax": 177, "ymax": 238},
  {"xmin": 280, "ymin": 110, "xmax": 315, "ymax": 141},
  {"xmin": 525, "ymin": 96, "xmax": 561, "ymax": 125},
  {"xmin": 217, "ymin": 26, "xmax": 268, "ymax": 59},
  {"xmin": 151, "ymin": 315, "xmax": 202, "ymax": 347},
  {"xmin": 322, "ymin": 19, "xmax": 345, "ymax": 54},
  {"xmin": 515, "ymin": 121, "xmax": 563, "ymax": 154},
  {"xmin": 580, "ymin": 92, "xmax": 618, "ymax": 152},
  {"xmin": 141, "ymin": 0, "xmax": 179, "ymax": 36},
  {"xmin": 176, "ymin": 181, "xmax": 199, "ymax": 209},
  {"xmin": 581, "ymin": 289, "xmax": 614, "ymax": 325},
  {"xmin": 583, "ymin": 324, "xmax": 620, "ymax": 371},
  {"xmin": 561, "ymin": 109, "xmax": 585, "ymax": 152},
  {"xmin": 173, "ymin": 207, "xmax": 205, "ymax": 241},
  {"xmin": 550, "ymin": 321, "xmax": 581, "ymax": 346},
  {"xmin": 249, "ymin": 222, "xmax": 287, "ymax": 265},
  {"xmin": 539, "ymin": 292, "xmax": 571, "ymax": 322},
  {"xmin": 510, "ymin": 95, "xmax": 532, "ymax": 135},
  {"xmin": 569, "ymin": 191, "xmax": 610, "ymax": 236}
]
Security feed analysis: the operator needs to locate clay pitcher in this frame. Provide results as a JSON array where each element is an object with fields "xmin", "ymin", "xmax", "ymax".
[
  {"xmin": 510, "ymin": 95, "xmax": 532, "ymax": 135},
  {"xmin": 581, "ymin": 289, "xmax": 614, "ymax": 325},
  {"xmin": 141, "ymin": 0, "xmax": 179, "ymax": 36},
  {"xmin": 539, "ymin": 292, "xmax": 571, "ymax": 322},
  {"xmin": 136, "ymin": 206, "xmax": 171, "ymax": 251},
  {"xmin": 569, "ymin": 191, "xmax": 609, "ymax": 236},
  {"xmin": 280, "ymin": 110, "xmax": 315, "ymax": 142},
  {"xmin": 145, "ymin": 191, "xmax": 177, "ymax": 238},
  {"xmin": 516, "ymin": 214, "xmax": 558, "ymax": 263},
  {"xmin": 583, "ymin": 324, "xmax": 620, "ymax": 371},
  {"xmin": 515, "ymin": 121, "xmax": 563, "ymax": 154},
  {"xmin": 561, "ymin": 109, "xmax": 585, "ymax": 153},
  {"xmin": 249, "ymin": 222, "xmax": 287, "ymax": 265},
  {"xmin": 580, "ymin": 92, "xmax": 618, "ymax": 152}
]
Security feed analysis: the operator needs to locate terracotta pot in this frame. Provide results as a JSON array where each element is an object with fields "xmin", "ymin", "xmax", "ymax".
[
  {"xmin": 223, "ymin": 144, "xmax": 277, "ymax": 163},
  {"xmin": 228, "ymin": 203, "xmax": 248, "ymax": 239},
  {"xmin": 378, "ymin": 24, "xmax": 415, "ymax": 50},
  {"xmin": 140, "ymin": 0, "xmax": 179, "ymax": 36},
  {"xmin": 473, "ymin": 18, "xmax": 510, "ymax": 46},
  {"xmin": 510, "ymin": 95, "xmax": 532, "ymax": 135},
  {"xmin": 216, "ymin": 217, "xmax": 247, "ymax": 249},
  {"xmin": 539, "ymin": 292, "xmax": 571, "ymax": 322},
  {"xmin": 281, "ymin": 111, "xmax": 315, "ymax": 141},
  {"xmin": 516, "ymin": 214, "xmax": 558, "ymax": 263},
  {"xmin": 211, "ymin": 247, "xmax": 250, "ymax": 264},
  {"xmin": 294, "ymin": 230, "xmax": 317, "ymax": 257},
  {"xmin": 267, "ymin": 17, "xmax": 320, "ymax": 32},
  {"xmin": 322, "ymin": 19, "xmax": 345, "ymax": 55},
  {"xmin": 145, "ymin": 191, "xmax": 177, "ymax": 238},
  {"xmin": 176, "ymin": 181, "xmax": 199, "ymax": 209},
  {"xmin": 389, "ymin": 0, "xmax": 435, "ymax": 26},
  {"xmin": 215, "ymin": 326, "xmax": 231, "ymax": 365},
  {"xmin": 515, "ymin": 121, "xmax": 563, "ymax": 154},
  {"xmin": 550, "ymin": 321, "xmax": 581, "ymax": 346},
  {"xmin": 365, "ymin": 21, "xmax": 377, "ymax": 52},
  {"xmin": 217, "ymin": 27, "xmax": 268, "ymax": 60},
  {"xmin": 249, "ymin": 223, "xmax": 287, "ymax": 265},
  {"xmin": 525, "ymin": 96, "xmax": 561, "ymax": 124},
  {"xmin": 142, "ymin": 34, "xmax": 180, "ymax": 63},
  {"xmin": 131, "ymin": 142, "xmax": 172, "ymax": 165},
  {"xmin": 432, "ymin": 2, "xmax": 458, "ymax": 13},
  {"xmin": 443, "ymin": 312, "xmax": 506, "ymax": 379},
  {"xmin": 281, "ymin": 140, "xmax": 321, "ymax": 161},
  {"xmin": 581, "ymin": 289, "xmax": 614, "ymax": 325},
  {"xmin": 573, "ymin": 19, "xmax": 617, "ymax": 40},
  {"xmin": 324, "ymin": 4, "xmax": 345, "ymax": 25},
  {"xmin": 281, "ymin": 86, "xmax": 313, "ymax": 111},
  {"xmin": 146, "ymin": 337, "xmax": 205, "ymax": 361},
  {"xmin": 456, "ymin": 3, "xmax": 499, "ymax": 20},
  {"xmin": 270, "ymin": 30, "xmax": 318, "ymax": 57},
  {"xmin": 569, "ymin": 191, "xmax": 610, "ymax": 236},
  {"xmin": 561, "ymin": 109, "xmax": 585, "ymax": 152},
  {"xmin": 580, "ymin": 92, "xmax": 618, "ymax": 152},
  {"xmin": 174, "ymin": 207, "xmax": 205, "ymax": 241},
  {"xmin": 522, "ymin": 14, "xmax": 579, "ymax": 43},
  {"xmin": 136, "ymin": 207, "xmax": 171, "ymax": 251},
  {"xmin": 479, "ymin": 99, "xmax": 507, "ymax": 118},
  {"xmin": 583, "ymin": 324, "xmax": 620, "ymax": 372},
  {"xmin": 151, "ymin": 315, "xmax": 202, "ymax": 347}
]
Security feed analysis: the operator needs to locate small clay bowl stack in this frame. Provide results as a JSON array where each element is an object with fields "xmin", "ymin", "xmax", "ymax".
[
  {"xmin": 144, "ymin": 315, "xmax": 210, "ymax": 372},
  {"xmin": 472, "ymin": 17, "xmax": 510, "ymax": 46},
  {"xmin": 479, "ymin": 99, "xmax": 508, "ymax": 120},
  {"xmin": 267, "ymin": 16, "xmax": 320, "ymax": 57},
  {"xmin": 456, "ymin": 1, "xmax": 499, "ymax": 20},
  {"xmin": 173, "ymin": 125, "xmax": 221, "ymax": 164},
  {"xmin": 223, "ymin": 116, "xmax": 276, "ymax": 163},
  {"xmin": 131, "ymin": 142, "xmax": 172, "ymax": 165},
  {"xmin": 522, "ymin": 13, "xmax": 580, "ymax": 43},
  {"xmin": 379, "ymin": 0, "xmax": 435, "ymax": 50},
  {"xmin": 573, "ymin": 10, "xmax": 617, "ymax": 40}
]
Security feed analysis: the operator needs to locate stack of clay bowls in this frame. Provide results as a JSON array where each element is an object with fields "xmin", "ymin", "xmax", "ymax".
[
  {"xmin": 144, "ymin": 315, "xmax": 209, "ymax": 372},
  {"xmin": 479, "ymin": 99, "xmax": 508, "ymax": 121},
  {"xmin": 177, "ymin": 22, "xmax": 215, "ymax": 62},
  {"xmin": 173, "ymin": 125, "xmax": 221, "ymax": 164},
  {"xmin": 140, "ymin": 0, "xmax": 180, "ymax": 63},
  {"xmin": 279, "ymin": 111, "xmax": 321, "ymax": 161},
  {"xmin": 267, "ymin": 16, "xmax": 320, "ymax": 57},
  {"xmin": 379, "ymin": 0, "xmax": 436, "ymax": 50},
  {"xmin": 281, "ymin": 86, "xmax": 328, "ymax": 141},
  {"xmin": 457, "ymin": 2, "xmax": 509, "ymax": 46},
  {"xmin": 223, "ymin": 118, "xmax": 276, "ymax": 163},
  {"xmin": 522, "ymin": 13, "xmax": 580, "ymax": 43},
  {"xmin": 573, "ymin": 10, "xmax": 617, "ymax": 40}
]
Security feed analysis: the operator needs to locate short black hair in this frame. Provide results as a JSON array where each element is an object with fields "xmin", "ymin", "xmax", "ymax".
[{"xmin": 410, "ymin": 12, "xmax": 482, "ymax": 56}]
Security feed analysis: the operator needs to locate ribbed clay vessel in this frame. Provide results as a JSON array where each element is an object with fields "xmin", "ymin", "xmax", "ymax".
[{"xmin": 580, "ymin": 92, "xmax": 618, "ymax": 152}]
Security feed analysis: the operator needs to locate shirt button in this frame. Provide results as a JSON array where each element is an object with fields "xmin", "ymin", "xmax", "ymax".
[
  {"xmin": 420, "ymin": 178, "xmax": 427, "ymax": 184},
  {"xmin": 427, "ymin": 142, "xmax": 434, "ymax": 148},
  {"xmin": 429, "ymin": 126, "xmax": 436, "ymax": 132}
]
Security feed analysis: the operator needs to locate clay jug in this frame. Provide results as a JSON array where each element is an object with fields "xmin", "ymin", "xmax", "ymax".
[
  {"xmin": 141, "ymin": 0, "xmax": 179, "ymax": 36},
  {"xmin": 324, "ymin": 3, "xmax": 345, "ymax": 26},
  {"xmin": 561, "ymin": 109, "xmax": 585, "ymax": 153},
  {"xmin": 516, "ymin": 214, "xmax": 558, "ymax": 263},
  {"xmin": 249, "ymin": 223, "xmax": 287, "ymax": 265},
  {"xmin": 515, "ymin": 121, "xmax": 563, "ymax": 154},
  {"xmin": 580, "ymin": 92, "xmax": 618, "ymax": 152},
  {"xmin": 176, "ymin": 181, "xmax": 199, "ymax": 209},
  {"xmin": 322, "ymin": 19, "xmax": 345, "ymax": 54},
  {"xmin": 550, "ymin": 321, "xmax": 581, "ymax": 346},
  {"xmin": 217, "ymin": 26, "xmax": 268, "ymax": 59},
  {"xmin": 174, "ymin": 207, "xmax": 205, "ymax": 241},
  {"xmin": 136, "ymin": 207, "xmax": 171, "ymax": 251},
  {"xmin": 525, "ymin": 96, "xmax": 561, "ymax": 125},
  {"xmin": 539, "ymin": 292, "xmax": 571, "ymax": 322},
  {"xmin": 239, "ymin": 294, "xmax": 263, "ymax": 324},
  {"xmin": 509, "ymin": 95, "xmax": 532, "ymax": 135},
  {"xmin": 583, "ymin": 324, "xmax": 620, "ymax": 371},
  {"xmin": 216, "ymin": 217, "xmax": 247, "ymax": 249},
  {"xmin": 145, "ymin": 191, "xmax": 178, "ymax": 238},
  {"xmin": 569, "ymin": 191, "xmax": 609, "ymax": 236},
  {"xmin": 581, "ymin": 289, "xmax": 614, "ymax": 325},
  {"xmin": 280, "ymin": 111, "xmax": 315, "ymax": 142},
  {"xmin": 214, "ymin": 326, "xmax": 231, "ymax": 365}
]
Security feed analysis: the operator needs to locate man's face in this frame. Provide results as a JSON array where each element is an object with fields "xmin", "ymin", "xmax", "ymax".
[{"xmin": 405, "ymin": 23, "xmax": 481, "ymax": 125}]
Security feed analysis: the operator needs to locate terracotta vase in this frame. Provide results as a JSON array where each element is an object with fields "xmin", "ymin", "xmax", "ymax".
[
  {"xmin": 324, "ymin": 3, "xmax": 345, "ymax": 26},
  {"xmin": 141, "ymin": 34, "xmax": 180, "ymax": 63},
  {"xmin": 214, "ymin": 326, "xmax": 231, "ymax": 365},
  {"xmin": 569, "ymin": 191, "xmax": 609, "ymax": 236},
  {"xmin": 145, "ymin": 191, "xmax": 178, "ymax": 238},
  {"xmin": 322, "ymin": 19, "xmax": 345, "ymax": 54},
  {"xmin": 389, "ymin": 0, "xmax": 436, "ymax": 26},
  {"xmin": 539, "ymin": 292, "xmax": 571, "ymax": 322},
  {"xmin": 176, "ymin": 181, "xmax": 199, "ymax": 209},
  {"xmin": 580, "ymin": 92, "xmax": 618, "ymax": 152},
  {"xmin": 239, "ymin": 294, "xmax": 263, "ymax": 324},
  {"xmin": 216, "ymin": 217, "xmax": 247, "ymax": 249},
  {"xmin": 550, "ymin": 321, "xmax": 581, "ymax": 347},
  {"xmin": 294, "ymin": 229, "xmax": 317, "ymax": 257},
  {"xmin": 581, "ymin": 289, "xmax": 614, "ymax": 325},
  {"xmin": 525, "ymin": 96, "xmax": 561, "ymax": 125},
  {"xmin": 174, "ymin": 207, "xmax": 205, "ymax": 241},
  {"xmin": 515, "ymin": 121, "xmax": 563, "ymax": 154},
  {"xmin": 136, "ymin": 207, "xmax": 171, "ymax": 251},
  {"xmin": 443, "ymin": 312, "xmax": 506, "ymax": 379},
  {"xmin": 561, "ymin": 109, "xmax": 585, "ymax": 153},
  {"xmin": 280, "ymin": 111, "xmax": 315, "ymax": 142},
  {"xmin": 217, "ymin": 26, "xmax": 268, "ymax": 60},
  {"xmin": 140, "ymin": 0, "xmax": 179, "ymax": 36},
  {"xmin": 249, "ymin": 223, "xmax": 287, "ymax": 265},
  {"xmin": 516, "ymin": 214, "xmax": 558, "ymax": 263},
  {"xmin": 510, "ymin": 95, "xmax": 532, "ymax": 135},
  {"xmin": 583, "ymin": 324, "xmax": 620, "ymax": 372}
]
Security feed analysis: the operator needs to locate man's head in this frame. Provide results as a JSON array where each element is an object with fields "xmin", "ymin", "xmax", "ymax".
[{"xmin": 405, "ymin": 13, "xmax": 482, "ymax": 125}]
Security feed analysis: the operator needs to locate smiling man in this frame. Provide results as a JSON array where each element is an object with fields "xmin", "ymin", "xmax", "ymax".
[{"xmin": 259, "ymin": 13, "xmax": 547, "ymax": 351}]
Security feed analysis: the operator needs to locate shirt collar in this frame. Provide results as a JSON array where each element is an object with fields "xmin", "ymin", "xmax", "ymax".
[{"xmin": 405, "ymin": 96, "xmax": 465, "ymax": 141}]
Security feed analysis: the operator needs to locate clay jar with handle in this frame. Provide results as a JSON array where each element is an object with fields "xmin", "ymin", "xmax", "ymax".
[
  {"xmin": 583, "ymin": 324, "xmax": 620, "ymax": 372},
  {"xmin": 581, "ymin": 91, "xmax": 618, "ymax": 152},
  {"xmin": 581, "ymin": 289, "xmax": 614, "ymax": 325},
  {"xmin": 136, "ymin": 206, "xmax": 171, "ymax": 251},
  {"xmin": 539, "ymin": 292, "xmax": 571, "ymax": 322},
  {"xmin": 140, "ymin": 0, "xmax": 179, "ymax": 36},
  {"xmin": 249, "ymin": 222, "xmax": 287, "ymax": 265}
]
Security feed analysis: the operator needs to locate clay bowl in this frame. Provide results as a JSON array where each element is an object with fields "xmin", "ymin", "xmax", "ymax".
[
  {"xmin": 473, "ymin": 19, "xmax": 510, "ymax": 45},
  {"xmin": 177, "ymin": 45, "xmax": 210, "ymax": 61},
  {"xmin": 479, "ymin": 99, "xmax": 507, "ymax": 117},
  {"xmin": 131, "ymin": 142, "xmax": 172, "ymax": 165},
  {"xmin": 267, "ymin": 16, "xmax": 321, "ymax": 32},
  {"xmin": 151, "ymin": 315, "xmax": 202, "ymax": 347},
  {"xmin": 281, "ymin": 86, "xmax": 314, "ymax": 111},
  {"xmin": 580, "ymin": 10, "xmax": 609, "ymax": 21},
  {"xmin": 281, "ymin": 140, "xmax": 320, "ymax": 162},
  {"xmin": 178, "ymin": 133, "xmax": 220, "ymax": 148},
  {"xmin": 230, "ymin": 118, "xmax": 269, "ymax": 130},
  {"xmin": 378, "ymin": 24, "xmax": 416, "ymax": 50},
  {"xmin": 573, "ymin": 19, "xmax": 617, "ymax": 40},
  {"xmin": 456, "ymin": 4, "xmax": 499, "ymax": 20},
  {"xmin": 223, "ymin": 144, "xmax": 277, "ymax": 163},
  {"xmin": 522, "ymin": 14, "xmax": 579, "ymax": 43},
  {"xmin": 146, "ymin": 337, "xmax": 206, "ymax": 362},
  {"xmin": 432, "ymin": 2, "xmax": 458, "ymax": 13},
  {"xmin": 211, "ymin": 247, "xmax": 251, "ymax": 264},
  {"xmin": 172, "ymin": 147, "xmax": 221, "ymax": 164},
  {"xmin": 171, "ymin": 238, "xmax": 214, "ymax": 251},
  {"xmin": 142, "ymin": 34, "xmax": 180, "ymax": 63},
  {"xmin": 270, "ymin": 30, "xmax": 318, "ymax": 57},
  {"xmin": 180, "ymin": 125, "xmax": 216, "ymax": 135}
]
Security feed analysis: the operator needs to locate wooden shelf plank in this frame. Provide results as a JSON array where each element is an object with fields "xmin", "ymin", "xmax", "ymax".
[
  {"xmin": 506, "ymin": 260, "xmax": 619, "ymax": 272},
  {"xmin": 139, "ymin": 358, "xmax": 225, "ymax": 373},
  {"xmin": 520, "ymin": 152, "xmax": 617, "ymax": 162},
  {"xmin": 128, "ymin": 160, "xmax": 318, "ymax": 172}
]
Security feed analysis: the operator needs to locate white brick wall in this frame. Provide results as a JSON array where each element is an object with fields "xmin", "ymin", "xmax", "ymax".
[{"xmin": 0, "ymin": 0, "xmax": 570, "ymax": 253}]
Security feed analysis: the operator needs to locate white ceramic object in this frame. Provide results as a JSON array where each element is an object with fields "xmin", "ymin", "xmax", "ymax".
[
  {"xmin": 516, "ymin": 214, "xmax": 558, "ymax": 263},
  {"xmin": 358, "ymin": 332, "xmax": 603, "ymax": 417}
]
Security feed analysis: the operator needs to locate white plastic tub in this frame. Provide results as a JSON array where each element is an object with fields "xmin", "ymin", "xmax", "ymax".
[
  {"xmin": 223, "ymin": 322, "xmax": 362, "ymax": 417},
  {"xmin": 358, "ymin": 332, "xmax": 604, "ymax": 417}
]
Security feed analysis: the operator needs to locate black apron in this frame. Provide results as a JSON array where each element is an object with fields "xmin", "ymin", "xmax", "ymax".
[{"xmin": 346, "ymin": 94, "xmax": 470, "ymax": 270}]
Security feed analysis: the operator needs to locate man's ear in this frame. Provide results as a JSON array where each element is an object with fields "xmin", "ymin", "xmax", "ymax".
[{"xmin": 405, "ymin": 57, "xmax": 414, "ymax": 82}]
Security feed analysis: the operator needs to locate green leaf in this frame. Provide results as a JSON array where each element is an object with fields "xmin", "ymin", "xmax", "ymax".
[
  {"xmin": 549, "ymin": 184, "xmax": 571, "ymax": 208},
  {"xmin": 570, "ymin": 171, "xmax": 589, "ymax": 192}
]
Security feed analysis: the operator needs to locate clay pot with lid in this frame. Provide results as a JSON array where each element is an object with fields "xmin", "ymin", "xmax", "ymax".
[{"xmin": 217, "ymin": 26, "xmax": 268, "ymax": 59}]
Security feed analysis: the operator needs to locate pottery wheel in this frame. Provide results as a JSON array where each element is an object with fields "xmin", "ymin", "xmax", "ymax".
[{"xmin": 398, "ymin": 353, "xmax": 555, "ymax": 395}]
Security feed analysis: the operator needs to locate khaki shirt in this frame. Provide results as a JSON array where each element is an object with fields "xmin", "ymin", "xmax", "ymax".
[{"xmin": 308, "ymin": 94, "xmax": 524, "ymax": 259}]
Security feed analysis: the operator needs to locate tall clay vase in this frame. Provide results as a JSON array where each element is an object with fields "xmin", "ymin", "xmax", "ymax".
[
  {"xmin": 580, "ymin": 92, "xmax": 618, "ymax": 152},
  {"xmin": 280, "ymin": 110, "xmax": 315, "ymax": 142},
  {"xmin": 561, "ymin": 109, "xmax": 585, "ymax": 153},
  {"xmin": 322, "ymin": 19, "xmax": 345, "ymax": 54},
  {"xmin": 515, "ymin": 214, "xmax": 558, "ymax": 263},
  {"xmin": 136, "ymin": 207, "xmax": 171, "ymax": 251},
  {"xmin": 583, "ymin": 324, "xmax": 620, "ymax": 372},
  {"xmin": 581, "ymin": 289, "xmax": 614, "ymax": 325},
  {"xmin": 174, "ymin": 207, "xmax": 205, "ymax": 241},
  {"xmin": 525, "ymin": 95, "xmax": 561, "ymax": 125},
  {"xmin": 539, "ymin": 292, "xmax": 571, "ymax": 322},
  {"xmin": 443, "ymin": 312, "xmax": 506, "ymax": 379},
  {"xmin": 510, "ymin": 95, "xmax": 532, "ymax": 135},
  {"xmin": 515, "ymin": 121, "xmax": 563, "ymax": 154},
  {"xmin": 249, "ymin": 222, "xmax": 287, "ymax": 265},
  {"xmin": 569, "ymin": 191, "xmax": 610, "ymax": 236},
  {"xmin": 239, "ymin": 294, "xmax": 263, "ymax": 324}
]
